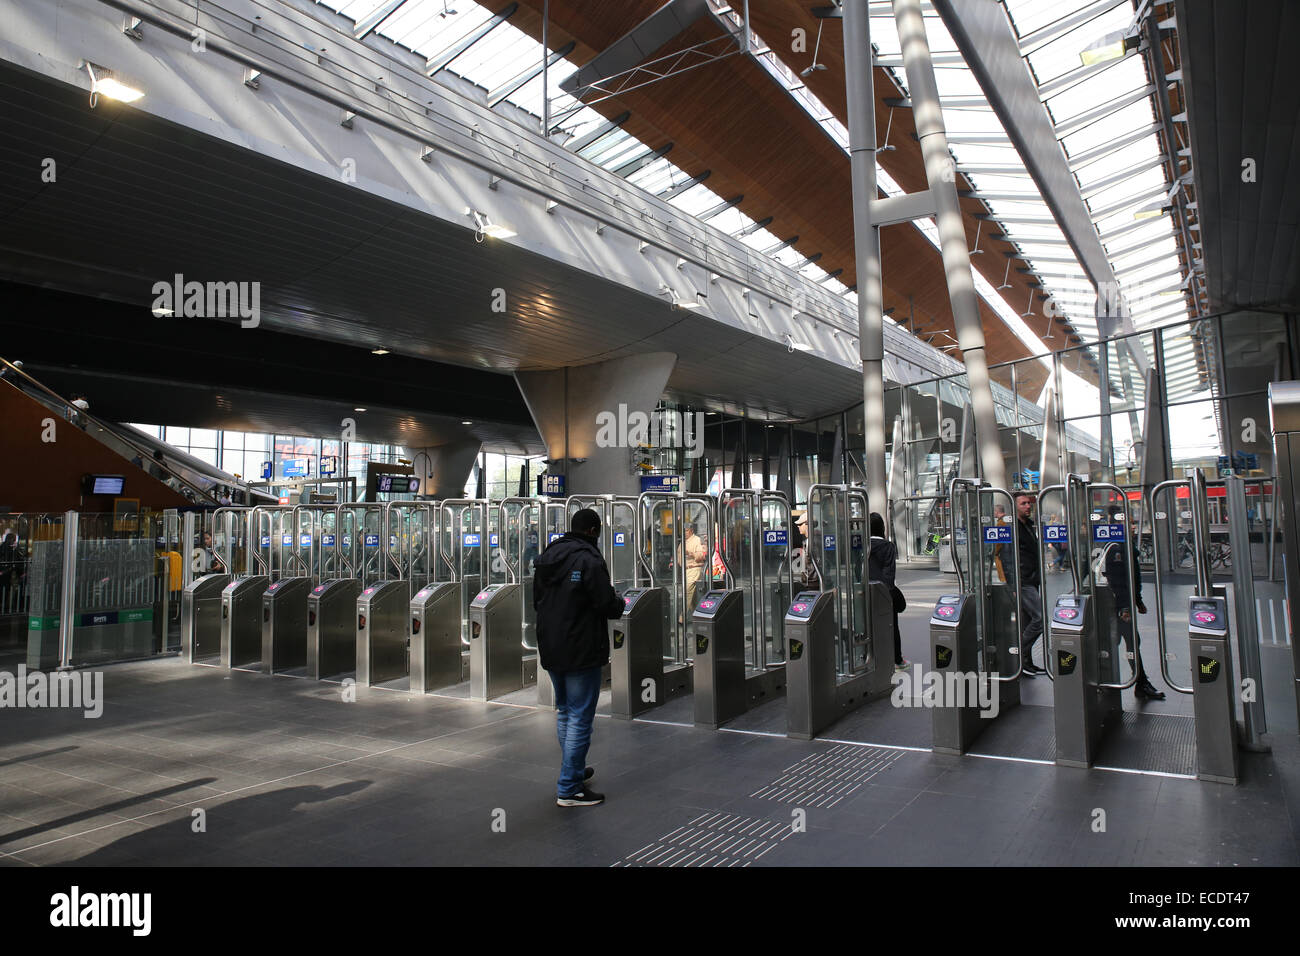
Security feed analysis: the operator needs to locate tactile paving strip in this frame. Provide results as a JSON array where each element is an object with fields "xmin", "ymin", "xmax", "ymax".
[
  {"xmin": 750, "ymin": 744, "xmax": 903, "ymax": 808},
  {"xmin": 613, "ymin": 811, "xmax": 793, "ymax": 867}
]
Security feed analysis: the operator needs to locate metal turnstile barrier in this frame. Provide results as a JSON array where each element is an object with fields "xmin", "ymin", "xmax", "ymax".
[
  {"xmin": 307, "ymin": 578, "xmax": 362, "ymax": 679},
  {"xmin": 182, "ymin": 573, "xmax": 229, "ymax": 662},
  {"xmin": 692, "ymin": 589, "xmax": 770, "ymax": 729},
  {"xmin": 609, "ymin": 587, "xmax": 689, "ymax": 718},
  {"xmin": 357, "ymin": 580, "xmax": 411, "ymax": 686},
  {"xmin": 468, "ymin": 583, "xmax": 526, "ymax": 701},
  {"xmin": 929, "ymin": 594, "xmax": 983, "ymax": 754},
  {"xmin": 1050, "ymin": 594, "xmax": 1122, "ymax": 767},
  {"xmin": 261, "ymin": 576, "xmax": 311, "ymax": 673},
  {"xmin": 410, "ymin": 581, "xmax": 464, "ymax": 694},
  {"xmin": 1187, "ymin": 595, "xmax": 1240, "ymax": 784},
  {"xmin": 220, "ymin": 575, "xmax": 270, "ymax": 669},
  {"xmin": 783, "ymin": 583, "xmax": 895, "ymax": 740}
]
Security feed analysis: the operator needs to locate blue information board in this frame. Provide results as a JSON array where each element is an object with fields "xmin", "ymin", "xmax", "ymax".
[
  {"xmin": 489, "ymin": 533, "xmax": 499, "ymax": 547},
  {"xmin": 640, "ymin": 475, "xmax": 682, "ymax": 494},
  {"xmin": 538, "ymin": 474, "xmax": 566, "ymax": 497},
  {"xmin": 363, "ymin": 533, "xmax": 380, "ymax": 548},
  {"xmin": 281, "ymin": 534, "xmax": 293, "ymax": 547},
  {"xmin": 283, "ymin": 458, "xmax": 310, "ymax": 478},
  {"xmin": 823, "ymin": 534, "xmax": 836, "ymax": 551},
  {"xmin": 322, "ymin": 534, "xmax": 336, "ymax": 547},
  {"xmin": 300, "ymin": 534, "xmax": 312, "ymax": 547},
  {"xmin": 763, "ymin": 529, "xmax": 788, "ymax": 546},
  {"xmin": 548, "ymin": 532, "xmax": 563, "ymax": 544},
  {"xmin": 851, "ymin": 533, "xmax": 863, "ymax": 550},
  {"xmin": 260, "ymin": 535, "xmax": 270, "ymax": 547},
  {"xmin": 464, "ymin": 533, "xmax": 482, "ymax": 547},
  {"xmin": 1092, "ymin": 523, "xmax": 1126, "ymax": 542},
  {"xmin": 260, "ymin": 461, "xmax": 272, "ymax": 480},
  {"xmin": 613, "ymin": 531, "xmax": 627, "ymax": 547},
  {"xmin": 982, "ymin": 525, "xmax": 1012, "ymax": 544},
  {"xmin": 1042, "ymin": 525, "xmax": 1069, "ymax": 543},
  {"xmin": 320, "ymin": 455, "xmax": 338, "ymax": 477},
  {"xmin": 342, "ymin": 535, "xmax": 351, "ymax": 548}
]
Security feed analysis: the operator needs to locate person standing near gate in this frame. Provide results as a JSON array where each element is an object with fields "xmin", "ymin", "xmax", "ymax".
[
  {"xmin": 1103, "ymin": 539, "xmax": 1166, "ymax": 700},
  {"xmin": 1013, "ymin": 493, "xmax": 1046, "ymax": 676},
  {"xmin": 533, "ymin": 508, "xmax": 625, "ymax": 807}
]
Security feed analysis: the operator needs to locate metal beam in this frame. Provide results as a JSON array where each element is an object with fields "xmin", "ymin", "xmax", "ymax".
[
  {"xmin": 611, "ymin": 143, "xmax": 672, "ymax": 178},
  {"xmin": 735, "ymin": 216, "xmax": 773, "ymax": 237},
  {"xmin": 892, "ymin": 0, "xmax": 1006, "ymax": 489},
  {"xmin": 762, "ymin": 235, "xmax": 799, "ymax": 255},
  {"xmin": 355, "ymin": 0, "xmax": 411, "ymax": 41},
  {"xmin": 487, "ymin": 41, "xmax": 574, "ymax": 108},
  {"xmin": 933, "ymin": 0, "xmax": 1146, "ymax": 374},
  {"xmin": 425, "ymin": 3, "xmax": 519, "ymax": 75},
  {"xmin": 1067, "ymin": 122, "xmax": 1161, "ymax": 171},
  {"xmin": 699, "ymin": 195, "xmax": 744, "ymax": 220},
  {"xmin": 657, "ymin": 169, "xmax": 711, "ymax": 200},
  {"xmin": 1018, "ymin": 0, "xmax": 1130, "ymax": 54},
  {"xmin": 563, "ymin": 111, "xmax": 629, "ymax": 153},
  {"xmin": 559, "ymin": 0, "xmax": 712, "ymax": 96},
  {"xmin": 1054, "ymin": 85, "xmax": 1156, "ymax": 139}
]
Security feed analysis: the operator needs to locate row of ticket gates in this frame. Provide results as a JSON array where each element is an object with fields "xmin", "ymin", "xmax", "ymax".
[{"xmin": 180, "ymin": 472, "xmax": 1254, "ymax": 785}]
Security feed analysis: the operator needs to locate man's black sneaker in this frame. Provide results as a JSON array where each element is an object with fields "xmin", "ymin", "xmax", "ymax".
[
  {"xmin": 584, "ymin": 767, "xmax": 595, "ymax": 782},
  {"xmin": 557, "ymin": 788, "xmax": 605, "ymax": 807},
  {"xmin": 1135, "ymin": 681, "xmax": 1166, "ymax": 701},
  {"xmin": 1022, "ymin": 662, "xmax": 1045, "ymax": 677}
]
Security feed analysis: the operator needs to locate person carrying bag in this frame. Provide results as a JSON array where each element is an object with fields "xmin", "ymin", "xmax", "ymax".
[{"xmin": 868, "ymin": 513, "xmax": 909, "ymax": 671}]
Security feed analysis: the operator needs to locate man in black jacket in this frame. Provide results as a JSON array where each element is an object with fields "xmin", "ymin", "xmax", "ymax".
[
  {"xmin": 1014, "ymin": 493, "xmax": 1046, "ymax": 676},
  {"xmin": 533, "ymin": 508, "xmax": 625, "ymax": 807}
]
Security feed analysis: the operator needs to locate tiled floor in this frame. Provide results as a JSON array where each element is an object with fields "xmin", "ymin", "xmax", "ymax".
[{"xmin": 1, "ymin": 648, "xmax": 1297, "ymax": 867}]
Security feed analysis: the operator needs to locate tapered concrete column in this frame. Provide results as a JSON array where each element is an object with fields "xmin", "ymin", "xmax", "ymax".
[
  {"xmin": 406, "ymin": 438, "xmax": 482, "ymax": 499},
  {"xmin": 515, "ymin": 353, "xmax": 677, "ymax": 496}
]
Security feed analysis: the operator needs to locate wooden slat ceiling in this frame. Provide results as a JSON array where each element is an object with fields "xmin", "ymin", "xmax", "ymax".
[{"xmin": 505, "ymin": 0, "xmax": 1082, "ymax": 396}]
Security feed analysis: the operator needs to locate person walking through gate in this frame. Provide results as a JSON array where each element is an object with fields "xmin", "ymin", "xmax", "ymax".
[
  {"xmin": 1013, "ymin": 492, "xmax": 1046, "ymax": 676},
  {"xmin": 868, "ymin": 513, "xmax": 909, "ymax": 671},
  {"xmin": 533, "ymin": 508, "xmax": 625, "ymax": 807},
  {"xmin": 1103, "ymin": 539, "xmax": 1166, "ymax": 700}
]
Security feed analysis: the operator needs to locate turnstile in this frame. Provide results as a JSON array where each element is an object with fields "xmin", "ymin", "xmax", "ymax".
[
  {"xmin": 1188, "ymin": 596, "xmax": 1240, "ymax": 784},
  {"xmin": 468, "ymin": 583, "xmax": 525, "ymax": 701},
  {"xmin": 1050, "ymin": 594, "xmax": 1122, "ymax": 768},
  {"xmin": 220, "ymin": 575, "xmax": 270, "ymax": 669},
  {"xmin": 182, "ymin": 573, "xmax": 229, "ymax": 662},
  {"xmin": 692, "ymin": 589, "xmax": 774, "ymax": 729},
  {"xmin": 307, "ymin": 578, "xmax": 362, "ymax": 679},
  {"xmin": 261, "ymin": 576, "xmax": 311, "ymax": 673},
  {"xmin": 609, "ymin": 587, "xmax": 689, "ymax": 718},
  {"xmin": 929, "ymin": 594, "xmax": 985, "ymax": 754},
  {"xmin": 784, "ymin": 584, "xmax": 895, "ymax": 740},
  {"xmin": 410, "ymin": 581, "xmax": 465, "ymax": 693},
  {"xmin": 357, "ymin": 580, "xmax": 410, "ymax": 686}
]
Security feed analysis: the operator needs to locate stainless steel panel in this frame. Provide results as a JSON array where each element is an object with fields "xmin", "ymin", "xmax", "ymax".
[
  {"xmin": 609, "ymin": 587, "xmax": 667, "ymax": 719},
  {"xmin": 468, "ymin": 584, "xmax": 524, "ymax": 701},
  {"xmin": 410, "ymin": 581, "xmax": 462, "ymax": 694},
  {"xmin": 182, "ymin": 573, "xmax": 229, "ymax": 662},
  {"xmin": 692, "ymin": 589, "xmax": 747, "ymax": 729},
  {"xmin": 261, "ymin": 576, "xmax": 311, "ymax": 673},
  {"xmin": 356, "ymin": 580, "xmax": 410, "ymax": 686},
  {"xmin": 220, "ymin": 575, "xmax": 269, "ymax": 669},
  {"xmin": 306, "ymin": 578, "xmax": 362, "ymax": 679}
]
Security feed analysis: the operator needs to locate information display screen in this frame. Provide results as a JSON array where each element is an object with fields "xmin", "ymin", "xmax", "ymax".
[{"xmin": 84, "ymin": 474, "xmax": 125, "ymax": 495}]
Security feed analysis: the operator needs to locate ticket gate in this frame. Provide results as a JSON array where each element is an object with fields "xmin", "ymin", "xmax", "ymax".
[
  {"xmin": 357, "ymin": 581, "xmax": 410, "ymax": 686},
  {"xmin": 1150, "ymin": 470, "xmax": 1247, "ymax": 784},
  {"xmin": 692, "ymin": 589, "xmax": 781, "ymax": 728},
  {"xmin": 928, "ymin": 594, "xmax": 989, "ymax": 754},
  {"xmin": 784, "ymin": 583, "xmax": 895, "ymax": 739},
  {"xmin": 468, "ymin": 584, "xmax": 528, "ymax": 701},
  {"xmin": 409, "ymin": 582, "xmax": 465, "ymax": 693},
  {"xmin": 307, "ymin": 578, "xmax": 362, "ymax": 679},
  {"xmin": 609, "ymin": 587, "xmax": 689, "ymax": 718},
  {"xmin": 182, "ymin": 573, "xmax": 229, "ymax": 662},
  {"xmin": 1186, "ymin": 596, "xmax": 1239, "ymax": 784},
  {"xmin": 1049, "ymin": 594, "xmax": 1122, "ymax": 768},
  {"xmin": 261, "ymin": 576, "xmax": 311, "ymax": 674},
  {"xmin": 220, "ymin": 575, "xmax": 270, "ymax": 669}
]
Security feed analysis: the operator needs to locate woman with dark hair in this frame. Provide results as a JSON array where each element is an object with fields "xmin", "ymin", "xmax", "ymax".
[{"xmin": 868, "ymin": 512, "xmax": 908, "ymax": 671}]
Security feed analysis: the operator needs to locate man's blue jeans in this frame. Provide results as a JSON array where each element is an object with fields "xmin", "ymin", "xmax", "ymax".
[{"xmin": 551, "ymin": 665, "xmax": 603, "ymax": 797}]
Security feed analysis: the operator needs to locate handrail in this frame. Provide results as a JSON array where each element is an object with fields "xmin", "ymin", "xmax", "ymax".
[
  {"xmin": 0, "ymin": 355, "xmax": 221, "ymax": 506},
  {"xmin": 210, "ymin": 506, "xmax": 250, "ymax": 574},
  {"xmin": 1148, "ymin": 478, "xmax": 1194, "ymax": 695}
]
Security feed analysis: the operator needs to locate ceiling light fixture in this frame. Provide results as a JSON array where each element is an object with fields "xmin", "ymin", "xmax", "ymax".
[
  {"xmin": 461, "ymin": 420, "xmax": 473, "ymax": 425},
  {"xmin": 371, "ymin": 348, "xmax": 390, "ymax": 355},
  {"xmin": 354, "ymin": 407, "xmax": 367, "ymax": 412},
  {"xmin": 465, "ymin": 207, "xmax": 516, "ymax": 241},
  {"xmin": 82, "ymin": 61, "xmax": 144, "ymax": 108},
  {"xmin": 1078, "ymin": 29, "xmax": 1141, "ymax": 67}
]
